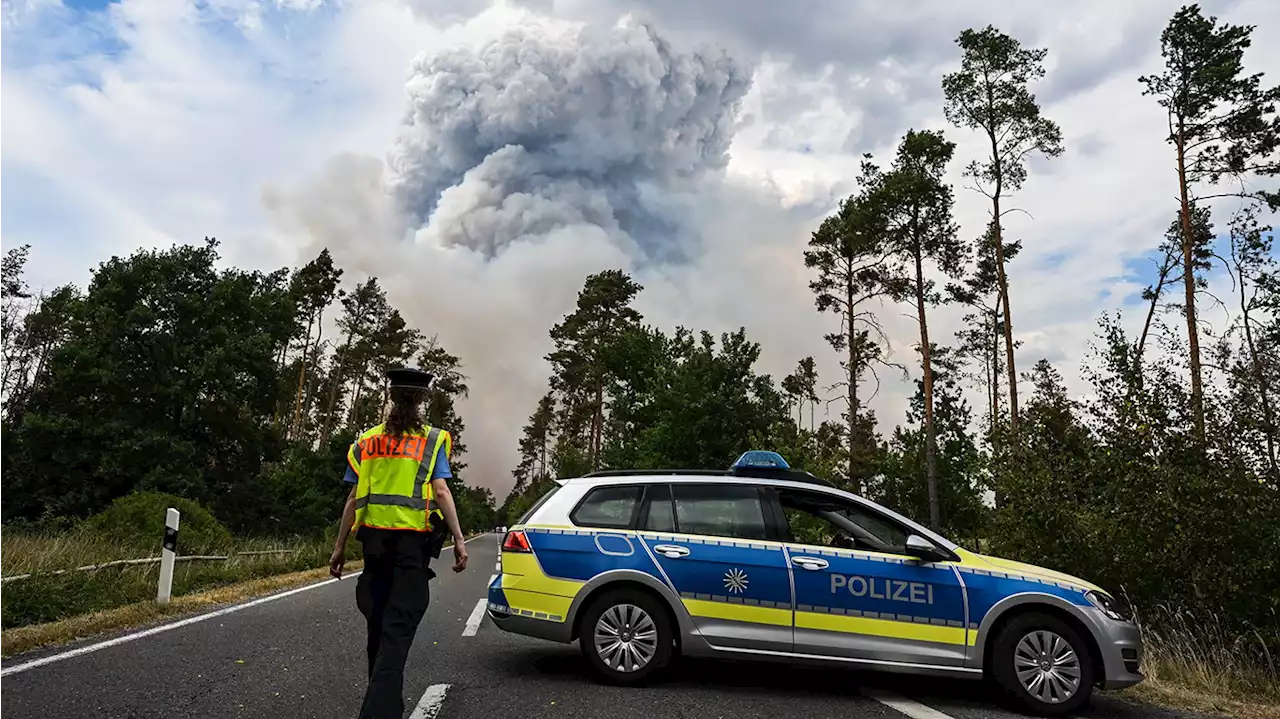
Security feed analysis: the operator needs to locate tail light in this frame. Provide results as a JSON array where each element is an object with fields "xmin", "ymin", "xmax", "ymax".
[{"xmin": 502, "ymin": 530, "xmax": 531, "ymax": 553}]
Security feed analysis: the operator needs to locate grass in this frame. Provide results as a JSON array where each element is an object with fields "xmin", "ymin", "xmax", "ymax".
[
  {"xmin": 1, "ymin": 561, "xmax": 364, "ymax": 658},
  {"xmin": 1111, "ymin": 605, "xmax": 1280, "ymax": 719},
  {"xmin": 1, "ymin": 529, "xmax": 362, "ymax": 631}
]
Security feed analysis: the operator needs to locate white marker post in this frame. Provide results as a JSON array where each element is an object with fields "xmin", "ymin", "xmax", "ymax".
[{"xmin": 157, "ymin": 508, "xmax": 180, "ymax": 605}]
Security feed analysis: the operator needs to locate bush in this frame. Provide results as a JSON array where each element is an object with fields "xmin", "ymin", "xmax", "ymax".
[{"xmin": 83, "ymin": 491, "xmax": 232, "ymax": 554}]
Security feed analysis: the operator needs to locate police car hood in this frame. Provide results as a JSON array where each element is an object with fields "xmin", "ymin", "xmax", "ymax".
[{"xmin": 967, "ymin": 552, "xmax": 1102, "ymax": 593}]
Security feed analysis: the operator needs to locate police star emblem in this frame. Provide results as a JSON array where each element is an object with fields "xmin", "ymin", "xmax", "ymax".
[{"xmin": 723, "ymin": 568, "xmax": 749, "ymax": 594}]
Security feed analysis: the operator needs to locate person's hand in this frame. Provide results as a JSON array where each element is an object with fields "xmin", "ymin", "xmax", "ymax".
[
  {"xmin": 329, "ymin": 546, "xmax": 346, "ymax": 579},
  {"xmin": 452, "ymin": 539, "xmax": 469, "ymax": 573}
]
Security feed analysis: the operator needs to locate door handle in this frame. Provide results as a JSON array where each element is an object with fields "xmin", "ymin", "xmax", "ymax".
[
  {"xmin": 791, "ymin": 556, "xmax": 829, "ymax": 571},
  {"xmin": 653, "ymin": 544, "xmax": 690, "ymax": 558}
]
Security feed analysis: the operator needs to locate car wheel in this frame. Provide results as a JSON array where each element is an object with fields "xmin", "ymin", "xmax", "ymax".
[
  {"xmin": 578, "ymin": 588, "xmax": 674, "ymax": 685},
  {"xmin": 991, "ymin": 612, "xmax": 1095, "ymax": 716}
]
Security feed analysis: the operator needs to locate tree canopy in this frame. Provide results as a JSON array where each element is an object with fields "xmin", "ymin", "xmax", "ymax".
[{"xmin": 1, "ymin": 240, "xmax": 496, "ymax": 537}]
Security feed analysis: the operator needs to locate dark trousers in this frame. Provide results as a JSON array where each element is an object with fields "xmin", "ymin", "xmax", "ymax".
[{"xmin": 355, "ymin": 528, "xmax": 435, "ymax": 719}]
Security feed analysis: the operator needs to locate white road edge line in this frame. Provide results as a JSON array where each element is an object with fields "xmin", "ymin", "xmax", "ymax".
[
  {"xmin": 0, "ymin": 571, "xmax": 361, "ymax": 678},
  {"xmin": 865, "ymin": 689, "xmax": 956, "ymax": 719},
  {"xmin": 461, "ymin": 597, "xmax": 488, "ymax": 636},
  {"xmin": 1, "ymin": 535, "xmax": 487, "ymax": 677},
  {"xmin": 409, "ymin": 683, "xmax": 450, "ymax": 719}
]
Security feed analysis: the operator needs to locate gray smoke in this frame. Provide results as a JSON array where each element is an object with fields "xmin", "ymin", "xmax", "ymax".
[
  {"xmin": 266, "ymin": 11, "xmax": 843, "ymax": 496},
  {"xmin": 388, "ymin": 15, "xmax": 752, "ymax": 262}
]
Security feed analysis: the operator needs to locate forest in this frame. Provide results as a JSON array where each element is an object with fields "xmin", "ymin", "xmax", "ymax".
[
  {"xmin": 0, "ymin": 241, "xmax": 498, "ymax": 538},
  {"xmin": 1, "ymin": 4, "xmax": 1276, "ymax": 695}
]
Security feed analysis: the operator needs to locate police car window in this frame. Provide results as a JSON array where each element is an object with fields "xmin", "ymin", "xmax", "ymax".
[
  {"xmin": 641, "ymin": 484, "xmax": 676, "ymax": 532},
  {"xmin": 671, "ymin": 484, "xmax": 769, "ymax": 541},
  {"xmin": 571, "ymin": 486, "xmax": 643, "ymax": 529},
  {"xmin": 778, "ymin": 489, "xmax": 908, "ymax": 553},
  {"xmin": 517, "ymin": 484, "xmax": 561, "ymax": 524}
]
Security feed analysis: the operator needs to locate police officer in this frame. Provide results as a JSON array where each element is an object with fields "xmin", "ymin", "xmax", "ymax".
[{"xmin": 329, "ymin": 366, "xmax": 469, "ymax": 719}]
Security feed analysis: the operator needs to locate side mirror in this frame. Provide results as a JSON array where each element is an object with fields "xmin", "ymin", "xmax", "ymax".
[{"xmin": 904, "ymin": 534, "xmax": 949, "ymax": 563}]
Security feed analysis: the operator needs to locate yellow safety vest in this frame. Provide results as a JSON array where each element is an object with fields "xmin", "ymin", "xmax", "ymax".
[{"xmin": 347, "ymin": 423, "xmax": 452, "ymax": 532}]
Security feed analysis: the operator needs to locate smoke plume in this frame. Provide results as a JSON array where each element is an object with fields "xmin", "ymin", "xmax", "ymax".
[
  {"xmin": 266, "ymin": 10, "xmax": 841, "ymax": 496},
  {"xmin": 389, "ymin": 15, "xmax": 752, "ymax": 262}
]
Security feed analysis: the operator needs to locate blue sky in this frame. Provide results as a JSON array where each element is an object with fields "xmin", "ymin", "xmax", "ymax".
[{"xmin": 3, "ymin": 0, "xmax": 1275, "ymax": 491}]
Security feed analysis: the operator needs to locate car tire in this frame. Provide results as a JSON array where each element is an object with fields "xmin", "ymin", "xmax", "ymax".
[
  {"xmin": 578, "ymin": 588, "xmax": 674, "ymax": 686},
  {"xmin": 990, "ymin": 612, "xmax": 1096, "ymax": 716}
]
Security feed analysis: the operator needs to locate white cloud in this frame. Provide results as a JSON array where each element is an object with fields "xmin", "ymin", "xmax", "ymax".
[{"xmin": 3, "ymin": 0, "xmax": 1276, "ymax": 497}]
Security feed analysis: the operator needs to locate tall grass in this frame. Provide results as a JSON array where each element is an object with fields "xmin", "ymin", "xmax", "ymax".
[
  {"xmin": 1, "ymin": 530, "xmax": 356, "ymax": 629},
  {"xmin": 1134, "ymin": 603, "xmax": 1279, "ymax": 709}
]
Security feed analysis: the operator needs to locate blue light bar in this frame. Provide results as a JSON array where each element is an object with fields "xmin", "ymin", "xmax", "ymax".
[{"xmin": 732, "ymin": 451, "xmax": 790, "ymax": 470}]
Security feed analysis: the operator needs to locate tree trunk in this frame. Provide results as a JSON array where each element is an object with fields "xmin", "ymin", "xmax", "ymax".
[
  {"xmin": 987, "ymin": 125, "xmax": 1018, "ymax": 433},
  {"xmin": 991, "ymin": 308, "xmax": 1000, "ymax": 426},
  {"xmin": 348, "ymin": 364, "xmax": 369, "ymax": 429},
  {"xmin": 591, "ymin": 377, "xmax": 604, "ymax": 470},
  {"xmin": 1175, "ymin": 122, "xmax": 1206, "ymax": 440},
  {"xmin": 1137, "ymin": 255, "xmax": 1175, "ymax": 366},
  {"xmin": 846, "ymin": 261, "xmax": 860, "ymax": 495},
  {"xmin": 991, "ymin": 207, "xmax": 1018, "ymax": 433},
  {"xmin": 915, "ymin": 249, "xmax": 940, "ymax": 530},
  {"xmin": 991, "ymin": 308, "xmax": 1003, "ymax": 509},
  {"xmin": 289, "ymin": 312, "xmax": 316, "ymax": 441},
  {"xmin": 986, "ymin": 311, "xmax": 996, "ymax": 432},
  {"xmin": 272, "ymin": 340, "xmax": 290, "ymax": 428},
  {"xmin": 319, "ymin": 333, "xmax": 353, "ymax": 444},
  {"xmin": 301, "ymin": 306, "xmax": 327, "ymax": 442},
  {"xmin": 1237, "ymin": 262, "xmax": 1279, "ymax": 476}
]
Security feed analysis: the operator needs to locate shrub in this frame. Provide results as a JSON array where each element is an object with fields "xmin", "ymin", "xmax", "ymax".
[{"xmin": 83, "ymin": 491, "xmax": 232, "ymax": 554}]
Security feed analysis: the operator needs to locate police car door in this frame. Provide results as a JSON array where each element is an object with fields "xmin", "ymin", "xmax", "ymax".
[
  {"xmin": 771, "ymin": 488, "xmax": 968, "ymax": 667},
  {"xmin": 638, "ymin": 483, "xmax": 793, "ymax": 653}
]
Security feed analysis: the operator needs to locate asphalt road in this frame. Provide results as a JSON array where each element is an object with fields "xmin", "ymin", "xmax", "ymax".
[{"xmin": 1, "ymin": 534, "xmax": 1213, "ymax": 719}]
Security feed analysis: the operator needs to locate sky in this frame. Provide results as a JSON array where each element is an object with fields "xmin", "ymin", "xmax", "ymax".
[{"xmin": 3, "ymin": 0, "xmax": 1277, "ymax": 497}]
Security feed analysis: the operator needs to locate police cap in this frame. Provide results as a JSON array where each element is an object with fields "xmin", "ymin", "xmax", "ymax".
[{"xmin": 385, "ymin": 366, "xmax": 435, "ymax": 390}]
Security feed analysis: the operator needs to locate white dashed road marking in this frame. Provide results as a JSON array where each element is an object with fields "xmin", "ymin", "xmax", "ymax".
[
  {"xmin": 409, "ymin": 683, "xmax": 450, "ymax": 719},
  {"xmin": 462, "ymin": 597, "xmax": 488, "ymax": 636},
  {"xmin": 865, "ymin": 689, "xmax": 957, "ymax": 719}
]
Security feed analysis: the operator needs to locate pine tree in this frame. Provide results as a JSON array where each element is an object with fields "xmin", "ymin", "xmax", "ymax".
[
  {"xmin": 943, "ymin": 26, "xmax": 1063, "ymax": 433},
  {"xmin": 1140, "ymin": 4, "xmax": 1280, "ymax": 439},
  {"xmin": 805, "ymin": 191, "xmax": 898, "ymax": 494},
  {"xmin": 864, "ymin": 129, "xmax": 965, "ymax": 529},
  {"xmin": 546, "ymin": 270, "xmax": 642, "ymax": 470}
]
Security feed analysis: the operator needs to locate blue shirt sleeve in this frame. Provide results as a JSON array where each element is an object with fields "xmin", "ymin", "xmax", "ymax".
[
  {"xmin": 342, "ymin": 439, "xmax": 360, "ymax": 484},
  {"xmin": 431, "ymin": 443, "xmax": 452, "ymax": 480}
]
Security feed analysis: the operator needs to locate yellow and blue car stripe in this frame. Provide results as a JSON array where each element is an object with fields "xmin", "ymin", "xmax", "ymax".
[{"xmin": 489, "ymin": 525, "xmax": 1095, "ymax": 651}]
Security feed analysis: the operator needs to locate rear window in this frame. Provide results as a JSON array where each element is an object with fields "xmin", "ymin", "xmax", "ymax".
[
  {"xmin": 571, "ymin": 485, "xmax": 643, "ymax": 529},
  {"xmin": 517, "ymin": 484, "xmax": 561, "ymax": 524}
]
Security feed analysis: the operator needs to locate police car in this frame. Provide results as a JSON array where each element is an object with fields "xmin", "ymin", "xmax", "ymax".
[{"xmin": 488, "ymin": 452, "xmax": 1142, "ymax": 715}]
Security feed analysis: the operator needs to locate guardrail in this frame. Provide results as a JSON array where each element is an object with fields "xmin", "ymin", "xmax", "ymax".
[
  {"xmin": 0, "ymin": 555, "xmax": 233, "ymax": 584},
  {"xmin": 1, "ymin": 509, "xmax": 490, "ymax": 597}
]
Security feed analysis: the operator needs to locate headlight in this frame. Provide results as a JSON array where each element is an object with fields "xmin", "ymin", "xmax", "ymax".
[{"xmin": 1086, "ymin": 590, "xmax": 1132, "ymax": 622}]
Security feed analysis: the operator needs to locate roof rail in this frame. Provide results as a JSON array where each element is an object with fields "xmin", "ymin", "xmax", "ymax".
[
  {"xmin": 577, "ymin": 466, "xmax": 834, "ymax": 488},
  {"xmin": 578, "ymin": 469, "xmax": 730, "ymax": 478}
]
